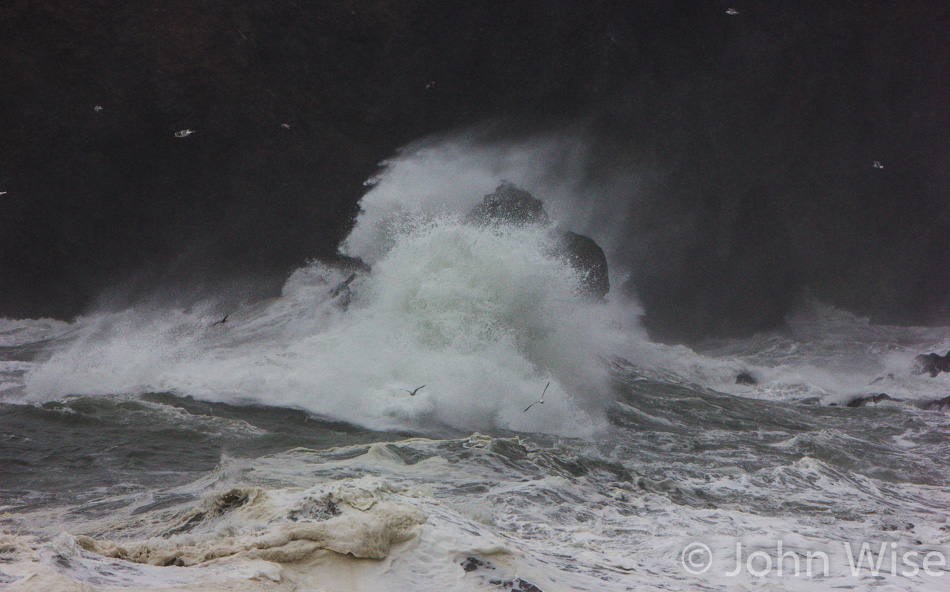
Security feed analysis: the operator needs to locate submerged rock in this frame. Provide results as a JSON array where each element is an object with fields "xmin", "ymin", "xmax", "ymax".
[
  {"xmin": 323, "ymin": 255, "xmax": 370, "ymax": 310},
  {"xmin": 328, "ymin": 272, "xmax": 358, "ymax": 308},
  {"xmin": 460, "ymin": 557, "xmax": 486, "ymax": 573},
  {"xmin": 845, "ymin": 393, "xmax": 899, "ymax": 408},
  {"xmin": 841, "ymin": 392, "xmax": 950, "ymax": 412},
  {"xmin": 468, "ymin": 183, "xmax": 609, "ymax": 299},
  {"xmin": 460, "ymin": 556, "xmax": 545, "ymax": 592},
  {"xmin": 491, "ymin": 578, "xmax": 544, "ymax": 592},
  {"xmin": 735, "ymin": 371, "xmax": 757, "ymax": 385}
]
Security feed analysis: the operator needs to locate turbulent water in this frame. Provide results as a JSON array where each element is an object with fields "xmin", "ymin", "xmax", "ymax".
[{"xmin": 2, "ymin": 140, "xmax": 949, "ymax": 591}]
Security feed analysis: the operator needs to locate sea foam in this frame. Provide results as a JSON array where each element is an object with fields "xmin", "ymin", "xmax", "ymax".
[{"xmin": 24, "ymin": 218, "xmax": 624, "ymax": 436}]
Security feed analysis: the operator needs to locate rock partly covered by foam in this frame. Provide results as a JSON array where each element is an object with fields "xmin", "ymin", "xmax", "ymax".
[
  {"xmin": 912, "ymin": 351, "xmax": 950, "ymax": 377},
  {"xmin": 841, "ymin": 392, "xmax": 950, "ymax": 412},
  {"xmin": 468, "ymin": 183, "xmax": 550, "ymax": 226},
  {"xmin": 468, "ymin": 183, "xmax": 609, "ymax": 299},
  {"xmin": 845, "ymin": 393, "xmax": 899, "ymax": 408}
]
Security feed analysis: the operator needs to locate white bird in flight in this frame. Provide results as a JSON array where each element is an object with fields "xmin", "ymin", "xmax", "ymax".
[
  {"xmin": 726, "ymin": 8, "xmax": 739, "ymax": 15},
  {"xmin": 93, "ymin": 105, "xmax": 103, "ymax": 112},
  {"xmin": 873, "ymin": 161, "xmax": 884, "ymax": 169},
  {"xmin": 524, "ymin": 382, "xmax": 551, "ymax": 413},
  {"xmin": 175, "ymin": 129, "xmax": 195, "ymax": 138}
]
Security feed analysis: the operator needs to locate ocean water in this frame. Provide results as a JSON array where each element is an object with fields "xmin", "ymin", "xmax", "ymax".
[{"xmin": 2, "ymin": 139, "xmax": 949, "ymax": 591}]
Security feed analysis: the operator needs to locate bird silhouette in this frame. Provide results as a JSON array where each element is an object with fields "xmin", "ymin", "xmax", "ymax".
[
  {"xmin": 211, "ymin": 313, "xmax": 230, "ymax": 327},
  {"xmin": 524, "ymin": 382, "xmax": 550, "ymax": 413},
  {"xmin": 401, "ymin": 385, "xmax": 426, "ymax": 396}
]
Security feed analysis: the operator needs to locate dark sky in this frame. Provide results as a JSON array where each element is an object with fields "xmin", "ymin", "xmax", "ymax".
[{"xmin": 1, "ymin": 0, "xmax": 947, "ymax": 342}]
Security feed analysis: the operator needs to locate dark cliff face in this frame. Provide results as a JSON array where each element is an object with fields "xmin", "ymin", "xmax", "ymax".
[{"xmin": 0, "ymin": 1, "xmax": 947, "ymax": 343}]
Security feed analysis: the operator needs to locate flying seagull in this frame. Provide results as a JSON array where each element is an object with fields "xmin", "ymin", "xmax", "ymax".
[
  {"xmin": 93, "ymin": 105, "xmax": 103, "ymax": 112},
  {"xmin": 524, "ymin": 382, "xmax": 550, "ymax": 413},
  {"xmin": 726, "ymin": 8, "xmax": 739, "ymax": 15},
  {"xmin": 0, "ymin": 192, "xmax": 7, "ymax": 196},
  {"xmin": 873, "ymin": 161, "xmax": 884, "ymax": 169},
  {"xmin": 211, "ymin": 313, "xmax": 231, "ymax": 327},
  {"xmin": 401, "ymin": 385, "xmax": 425, "ymax": 396},
  {"xmin": 175, "ymin": 129, "xmax": 195, "ymax": 138},
  {"xmin": 281, "ymin": 123, "xmax": 291, "ymax": 129}
]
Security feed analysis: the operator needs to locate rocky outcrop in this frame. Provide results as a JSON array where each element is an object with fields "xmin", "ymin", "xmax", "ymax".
[
  {"xmin": 920, "ymin": 395, "xmax": 950, "ymax": 411},
  {"xmin": 911, "ymin": 351, "xmax": 950, "ymax": 377},
  {"xmin": 845, "ymin": 393, "xmax": 899, "ymax": 408},
  {"xmin": 735, "ymin": 371, "xmax": 757, "ymax": 385},
  {"xmin": 842, "ymin": 392, "xmax": 950, "ymax": 411},
  {"xmin": 467, "ymin": 184, "xmax": 549, "ymax": 226},
  {"xmin": 554, "ymin": 230, "xmax": 610, "ymax": 300},
  {"xmin": 469, "ymin": 184, "xmax": 609, "ymax": 299}
]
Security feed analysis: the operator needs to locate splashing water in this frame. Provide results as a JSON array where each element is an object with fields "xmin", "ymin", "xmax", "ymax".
[{"xmin": 23, "ymin": 219, "xmax": 630, "ymax": 435}]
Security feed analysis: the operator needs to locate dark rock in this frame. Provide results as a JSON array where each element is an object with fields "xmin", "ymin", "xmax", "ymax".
[
  {"xmin": 216, "ymin": 489, "xmax": 251, "ymax": 512},
  {"xmin": 735, "ymin": 371, "xmax": 757, "ymax": 385},
  {"xmin": 512, "ymin": 579, "xmax": 544, "ymax": 592},
  {"xmin": 469, "ymin": 183, "xmax": 550, "ymax": 226},
  {"xmin": 325, "ymin": 256, "xmax": 370, "ymax": 309},
  {"xmin": 328, "ymin": 272, "xmax": 358, "ymax": 307},
  {"xmin": 463, "ymin": 557, "xmax": 541, "ymax": 591},
  {"xmin": 912, "ymin": 352, "xmax": 950, "ymax": 377},
  {"xmin": 842, "ymin": 393, "xmax": 950, "ymax": 411},
  {"xmin": 324, "ymin": 254, "xmax": 372, "ymax": 275},
  {"xmin": 468, "ymin": 184, "xmax": 609, "ymax": 299},
  {"xmin": 846, "ymin": 393, "xmax": 900, "ymax": 408},
  {"xmin": 0, "ymin": 1, "xmax": 946, "ymax": 345},
  {"xmin": 461, "ymin": 557, "xmax": 486, "ymax": 573},
  {"xmin": 488, "ymin": 578, "xmax": 544, "ymax": 592},
  {"xmin": 919, "ymin": 395, "xmax": 950, "ymax": 411},
  {"xmin": 289, "ymin": 497, "xmax": 340, "ymax": 522},
  {"xmin": 553, "ymin": 230, "xmax": 610, "ymax": 299}
]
